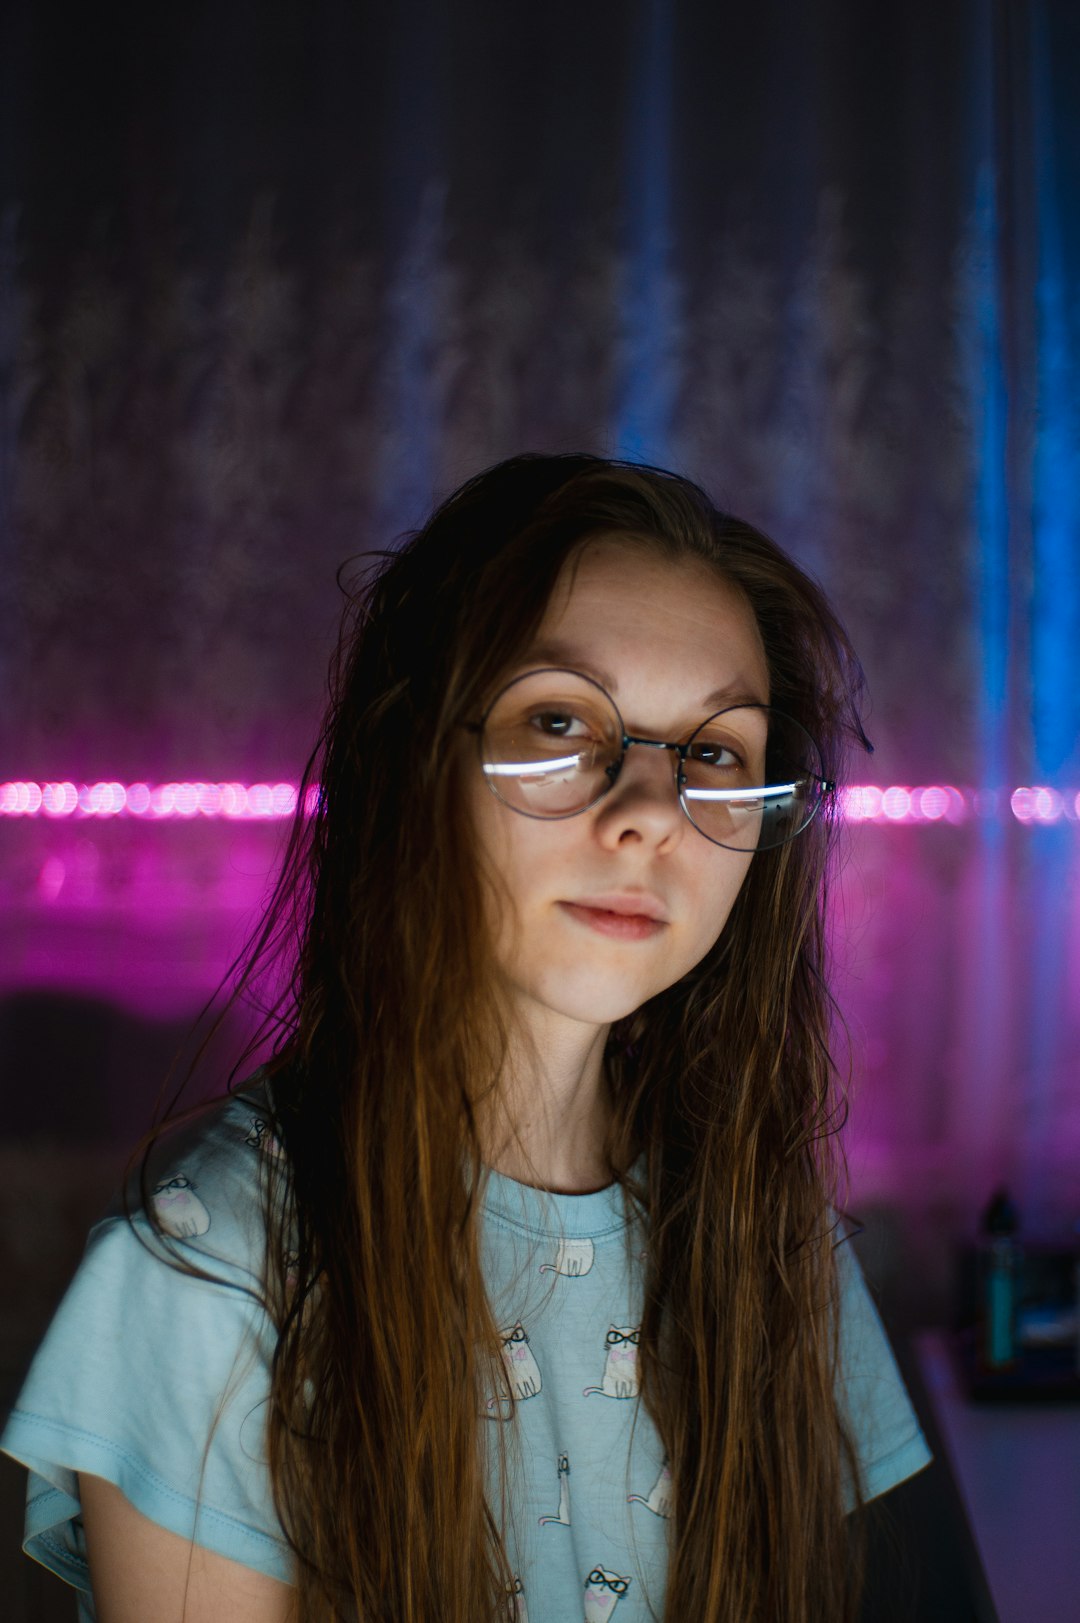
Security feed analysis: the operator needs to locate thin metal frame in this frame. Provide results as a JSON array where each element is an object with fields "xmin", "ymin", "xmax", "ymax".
[{"xmin": 467, "ymin": 667, "xmax": 835, "ymax": 853}]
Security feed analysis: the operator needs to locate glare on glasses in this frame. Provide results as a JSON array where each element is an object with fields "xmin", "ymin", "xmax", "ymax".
[
  {"xmin": 483, "ymin": 755, "xmax": 585, "ymax": 777},
  {"xmin": 684, "ymin": 782, "xmax": 799, "ymax": 803}
]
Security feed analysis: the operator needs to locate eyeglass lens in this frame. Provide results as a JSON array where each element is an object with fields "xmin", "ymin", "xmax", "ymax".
[{"xmin": 480, "ymin": 669, "xmax": 826, "ymax": 853}]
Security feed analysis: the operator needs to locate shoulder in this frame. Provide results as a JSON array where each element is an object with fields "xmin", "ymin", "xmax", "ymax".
[
  {"xmin": 1, "ymin": 1077, "xmax": 294, "ymax": 1589},
  {"xmin": 23, "ymin": 1075, "xmax": 290, "ymax": 1393},
  {"xmin": 110, "ymin": 1074, "xmax": 289, "ymax": 1290}
]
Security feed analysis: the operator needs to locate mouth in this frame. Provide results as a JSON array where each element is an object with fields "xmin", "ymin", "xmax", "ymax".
[
  {"xmin": 557, "ymin": 898, "xmax": 669, "ymax": 941},
  {"xmin": 567, "ymin": 892, "xmax": 669, "ymax": 921}
]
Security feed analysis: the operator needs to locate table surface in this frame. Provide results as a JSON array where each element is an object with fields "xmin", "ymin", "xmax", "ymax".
[{"xmin": 913, "ymin": 1330, "xmax": 1080, "ymax": 1623}]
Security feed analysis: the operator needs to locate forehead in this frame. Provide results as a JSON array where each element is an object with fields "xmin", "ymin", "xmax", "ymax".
[{"xmin": 527, "ymin": 536, "xmax": 770, "ymax": 708}]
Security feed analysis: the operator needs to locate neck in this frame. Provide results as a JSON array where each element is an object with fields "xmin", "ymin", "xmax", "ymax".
[{"xmin": 478, "ymin": 1012, "xmax": 618, "ymax": 1194}]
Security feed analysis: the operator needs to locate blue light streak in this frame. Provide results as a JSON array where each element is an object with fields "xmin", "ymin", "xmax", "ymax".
[{"xmin": 615, "ymin": 0, "xmax": 678, "ymax": 464}]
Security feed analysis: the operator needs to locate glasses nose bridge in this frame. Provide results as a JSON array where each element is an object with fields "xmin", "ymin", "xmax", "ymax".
[
  {"xmin": 621, "ymin": 732, "xmax": 685, "ymax": 767},
  {"xmin": 613, "ymin": 733, "xmax": 688, "ymax": 805}
]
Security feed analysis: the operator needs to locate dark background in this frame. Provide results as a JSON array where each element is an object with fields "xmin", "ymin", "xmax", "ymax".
[{"xmin": 2, "ymin": 3, "xmax": 1078, "ymax": 1617}]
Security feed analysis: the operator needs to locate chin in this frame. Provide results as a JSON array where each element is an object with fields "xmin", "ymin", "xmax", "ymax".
[{"xmin": 538, "ymin": 980, "xmax": 667, "ymax": 1027}]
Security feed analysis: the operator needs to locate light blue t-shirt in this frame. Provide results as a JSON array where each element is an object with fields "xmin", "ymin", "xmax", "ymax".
[{"xmin": 1, "ymin": 1085, "xmax": 931, "ymax": 1621}]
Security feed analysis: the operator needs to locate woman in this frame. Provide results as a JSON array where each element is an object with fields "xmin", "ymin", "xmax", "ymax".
[{"xmin": 1, "ymin": 453, "xmax": 931, "ymax": 1621}]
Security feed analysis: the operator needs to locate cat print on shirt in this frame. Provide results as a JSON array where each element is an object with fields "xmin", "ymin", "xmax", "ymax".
[
  {"xmin": 244, "ymin": 1116, "xmax": 285, "ymax": 1158},
  {"xmin": 583, "ymin": 1326, "xmax": 639, "ymax": 1399},
  {"xmin": 495, "ymin": 1322, "xmax": 543, "ymax": 1401},
  {"xmin": 151, "ymin": 1175, "xmax": 211, "ymax": 1239},
  {"xmin": 627, "ymin": 1456, "xmax": 672, "ymax": 1518},
  {"xmin": 538, "ymin": 1452, "xmax": 571, "ymax": 1527},
  {"xmin": 539, "ymin": 1237, "xmax": 595, "ymax": 1277},
  {"xmin": 505, "ymin": 1574, "xmax": 529, "ymax": 1621},
  {"xmin": 583, "ymin": 1565, "xmax": 631, "ymax": 1621}
]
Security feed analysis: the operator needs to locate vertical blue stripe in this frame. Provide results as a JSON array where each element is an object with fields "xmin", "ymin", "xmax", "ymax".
[
  {"xmin": 952, "ymin": 5, "xmax": 1014, "ymax": 1206},
  {"xmin": 1023, "ymin": 1, "xmax": 1079, "ymax": 1175},
  {"xmin": 968, "ymin": 156, "xmax": 1012, "ymax": 801},
  {"xmin": 1030, "ymin": 4, "xmax": 1080, "ymax": 784},
  {"xmin": 615, "ymin": 0, "xmax": 677, "ymax": 464}
]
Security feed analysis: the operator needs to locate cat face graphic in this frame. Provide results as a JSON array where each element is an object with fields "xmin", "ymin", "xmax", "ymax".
[
  {"xmin": 151, "ymin": 1175, "xmax": 211, "ymax": 1238},
  {"xmin": 583, "ymin": 1326, "xmax": 640, "ymax": 1399},
  {"xmin": 497, "ymin": 1323, "xmax": 542, "ymax": 1400},
  {"xmin": 605, "ymin": 1326, "xmax": 639, "ymax": 1364},
  {"xmin": 502, "ymin": 1324, "xmax": 531, "ymax": 1362},
  {"xmin": 245, "ymin": 1116, "xmax": 285, "ymax": 1157},
  {"xmin": 586, "ymin": 1568, "xmax": 630, "ymax": 1597},
  {"xmin": 504, "ymin": 1573, "xmax": 528, "ymax": 1620},
  {"xmin": 584, "ymin": 1565, "xmax": 632, "ymax": 1616}
]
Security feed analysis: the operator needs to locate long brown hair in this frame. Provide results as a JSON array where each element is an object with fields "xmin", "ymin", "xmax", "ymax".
[{"xmin": 145, "ymin": 453, "xmax": 872, "ymax": 1619}]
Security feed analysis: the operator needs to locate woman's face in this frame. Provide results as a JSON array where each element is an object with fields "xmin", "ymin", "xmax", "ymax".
[{"xmin": 467, "ymin": 537, "xmax": 771, "ymax": 1033}]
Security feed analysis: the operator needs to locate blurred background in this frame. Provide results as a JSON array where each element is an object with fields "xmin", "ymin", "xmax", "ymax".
[{"xmin": 1, "ymin": 1, "xmax": 1078, "ymax": 1615}]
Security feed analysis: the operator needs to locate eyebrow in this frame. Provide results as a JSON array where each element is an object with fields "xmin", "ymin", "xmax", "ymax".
[{"xmin": 520, "ymin": 640, "xmax": 769, "ymax": 712}]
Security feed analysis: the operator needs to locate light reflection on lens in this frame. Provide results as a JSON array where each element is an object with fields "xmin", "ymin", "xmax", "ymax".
[
  {"xmin": 683, "ymin": 782, "xmax": 797, "ymax": 804},
  {"xmin": 484, "ymin": 754, "xmax": 585, "ymax": 778}
]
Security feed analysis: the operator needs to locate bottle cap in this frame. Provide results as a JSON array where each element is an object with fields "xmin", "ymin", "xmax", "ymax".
[{"xmin": 982, "ymin": 1187, "xmax": 1019, "ymax": 1236}]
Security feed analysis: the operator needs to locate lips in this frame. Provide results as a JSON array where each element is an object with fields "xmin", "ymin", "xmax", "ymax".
[
  {"xmin": 566, "ymin": 892, "xmax": 670, "ymax": 922},
  {"xmin": 557, "ymin": 893, "xmax": 670, "ymax": 942}
]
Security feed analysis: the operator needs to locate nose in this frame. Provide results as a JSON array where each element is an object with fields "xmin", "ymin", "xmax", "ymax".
[{"xmin": 592, "ymin": 742, "xmax": 685, "ymax": 849}]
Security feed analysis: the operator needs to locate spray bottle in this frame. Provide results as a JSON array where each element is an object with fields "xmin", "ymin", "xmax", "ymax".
[{"xmin": 979, "ymin": 1187, "xmax": 1020, "ymax": 1372}]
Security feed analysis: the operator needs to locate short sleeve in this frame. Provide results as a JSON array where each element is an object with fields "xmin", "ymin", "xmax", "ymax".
[
  {"xmin": 0, "ymin": 1093, "xmax": 294, "ymax": 1604},
  {"xmin": 833, "ymin": 1228, "xmax": 933, "ymax": 1510}
]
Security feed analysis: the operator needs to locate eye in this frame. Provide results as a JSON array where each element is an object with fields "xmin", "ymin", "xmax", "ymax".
[
  {"xmin": 529, "ymin": 708, "xmax": 592, "ymax": 740},
  {"xmin": 687, "ymin": 739, "xmax": 743, "ymax": 770}
]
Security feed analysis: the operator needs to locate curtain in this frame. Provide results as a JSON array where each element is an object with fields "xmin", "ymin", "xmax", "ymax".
[{"xmin": 1, "ymin": 0, "xmax": 1077, "ymax": 1287}]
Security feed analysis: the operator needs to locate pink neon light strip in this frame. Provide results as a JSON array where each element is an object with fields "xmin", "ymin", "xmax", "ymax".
[
  {"xmin": 0, "ymin": 781, "xmax": 313, "ymax": 820},
  {"xmin": 1, "ymin": 781, "xmax": 1078, "ymax": 825},
  {"xmin": 843, "ymin": 785, "xmax": 1080, "ymax": 825}
]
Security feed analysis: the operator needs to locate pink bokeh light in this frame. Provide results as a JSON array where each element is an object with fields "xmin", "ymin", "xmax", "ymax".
[
  {"xmin": 1009, "ymin": 786, "xmax": 1071, "ymax": 824},
  {"xmin": 4, "ymin": 781, "xmax": 1078, "ymax": 824},
  {"xmin": 0, "ymin": 781, "xmax": 309, "ymax": 820}
]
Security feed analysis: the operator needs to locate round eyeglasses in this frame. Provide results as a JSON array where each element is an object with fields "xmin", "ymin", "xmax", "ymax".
[{"xmin": 467, "ymin": 668, "xmax": 834, "ymax": 854}]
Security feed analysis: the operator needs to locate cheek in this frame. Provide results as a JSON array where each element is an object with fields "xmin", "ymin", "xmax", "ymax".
[
  {"xmin": 685, "ymin": 852, "xmax": 754, "ymax": 958},
  {"xmin": 467, "ymin": 785, "xmax": 547, "ymax": 954},
  {"xmin": 657, "ymin": 858, "xmax": 752, "ymax": 995}
]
